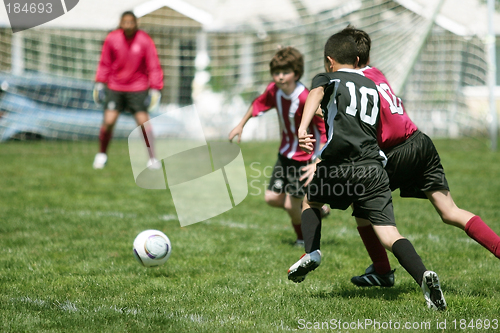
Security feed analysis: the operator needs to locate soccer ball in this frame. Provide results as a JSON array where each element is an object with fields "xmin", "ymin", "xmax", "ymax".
[{"xmin": 133, "ymin": 230, "xmax": 172, "ymax": 267}]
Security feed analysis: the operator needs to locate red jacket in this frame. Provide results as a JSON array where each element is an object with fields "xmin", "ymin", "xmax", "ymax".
[{"xmin": 95, "ymin": 29, "xmax": 163, "ymax": 92}]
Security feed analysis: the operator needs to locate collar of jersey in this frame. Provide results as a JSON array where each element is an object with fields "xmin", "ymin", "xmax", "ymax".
[
  {"xmin": 337, "ymin": 68, "xmax": 365, "ymax": 76},
  {"xmin": 278, "ymin": 82, "xmax": 305, "ymax": 100}
]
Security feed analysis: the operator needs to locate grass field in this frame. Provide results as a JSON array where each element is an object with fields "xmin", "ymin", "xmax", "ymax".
[{"xmin": 1, "ymin": 137, "xmax": 500, "ymax": 332}]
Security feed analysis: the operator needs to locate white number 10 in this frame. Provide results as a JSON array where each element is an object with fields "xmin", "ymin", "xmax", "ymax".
[
  {"xmin": 377, "ymin": 83, "xmax": 404, "ymax": 115},
  {"xmin": 345, "ymin": 82, "xmax": 379, "ymax": 126}
]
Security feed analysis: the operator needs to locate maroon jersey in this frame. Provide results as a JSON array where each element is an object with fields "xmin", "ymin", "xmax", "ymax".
[
  {"xmin": 361, "ymin": 66, "xmax": 418, "ymax": 149},
  {"xmin": 252, "ymin": 82, "xmax": 327, "ymax": 162},
  {"xmin": 96, "ymin": 29, "xmax": 163, "ymax": 92}
]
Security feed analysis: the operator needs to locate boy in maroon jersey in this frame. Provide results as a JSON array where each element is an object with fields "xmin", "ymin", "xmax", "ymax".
[
  {"xmin": 341, "ymin": 26, "xmax": 500, "ymax": 287},
  {"xmin": 288, "ymin": 32, "xmax": 446, "ymax": 310},
  {"xmin": 228, "ymin": 47, "xmax": 328, "ymax": 246},
  {"xmin": 93, "ymin": 11, "xmax": 163, "ymax": 169}
]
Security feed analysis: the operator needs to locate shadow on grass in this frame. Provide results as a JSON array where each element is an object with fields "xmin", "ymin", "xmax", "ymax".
[
  {"xmin": 280, "ymin": 238, "xmax": 336, "ymax": 247},
  {"xmin": 310, "ymin": 284, "xmax": 414, "ymax": 301}
]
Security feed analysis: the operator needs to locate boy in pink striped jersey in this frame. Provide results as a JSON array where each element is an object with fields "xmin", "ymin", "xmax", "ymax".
[{"xmin": 229, "ymin": 47, "xmax": 328, "ymax": 246}]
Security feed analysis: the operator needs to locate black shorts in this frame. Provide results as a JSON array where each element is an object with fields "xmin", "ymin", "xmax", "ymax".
[
  {"xmin": 104, "ymin": 89, "xmax": 149, "ymax": 114},
  {"xmin": 308, "ymin": 161, "xmax": 396, "ymax": 226},
  {"xmin": 268, "ymin": 154, "xmax": 308, "ymax": 198},
  {"xmin": 384, "ymin": 130, "xmax": 449, "ymax": 199}
]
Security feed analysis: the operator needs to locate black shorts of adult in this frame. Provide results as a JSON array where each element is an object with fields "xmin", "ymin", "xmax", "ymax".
[
  {"xmin": 308, "ymin": 160, "xmax": 396, "ymax": 226},
  {"xmin": 268, "ymin": 153, "xmax": 309, "ymax": 198},
  {"xmin": 104, "ymin": 89, "xmax": 149, "ymax": 114},
  {"xmin": 384, "ymin": 130, "xmax": 450, "ymax": 199}
]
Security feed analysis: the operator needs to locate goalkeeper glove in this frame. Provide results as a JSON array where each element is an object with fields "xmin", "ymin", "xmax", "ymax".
[
  {"xmin": 93, "ymin": 82, "xmax": 106, "ymax": 105},
  {"xmin": 145, "ymin": 89, "xmax": 161, "ymax": 112}
]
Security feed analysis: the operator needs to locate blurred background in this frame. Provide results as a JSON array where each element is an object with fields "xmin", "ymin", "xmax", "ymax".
[{"xmin": 0, "ymin": 0, "xmax": 499, "ymax": 143}]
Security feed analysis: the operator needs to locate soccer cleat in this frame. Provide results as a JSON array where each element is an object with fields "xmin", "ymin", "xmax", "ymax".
[
  {"xmin": 351, "ymin": 264, "xmax": 395, "ymax": 287},
  {"xmin": 147, "ymin": 158, "xmax": 162, "ymax": 170},
  {"xmin": 421, "ymin": 271, "xmax": 447, "ymax": 311},
  {"xmin": 93, "ymin": 153, "xmax": 107, "ymax": 169},
  {"xmin": 287, "ymin": 250, "xmax": 321, "ymax": 283},
  {"xmin": 294, "ymin": 239, "xmax": 305, "ymax": 248}
]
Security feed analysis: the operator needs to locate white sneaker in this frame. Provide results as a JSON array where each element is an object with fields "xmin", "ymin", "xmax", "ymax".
[
  {"xmin": 147, "ymin": 158, "xmax": 162, "ymax": 170},
  {"xmin": 93, "ymin": 153, "xmax": 107, "ymax": 169},
  {"xmin": 421, "ymin": 271, "xmax": 447, "ymax": 310},
  {"xmin": 287, "ymin": 250, "xmax": 321, "ymax": 283}
]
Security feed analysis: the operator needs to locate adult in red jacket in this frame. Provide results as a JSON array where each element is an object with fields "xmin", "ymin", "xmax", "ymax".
[{"xmin": 93, "ymin": 11, "xmax": 164, "ymax": 169}]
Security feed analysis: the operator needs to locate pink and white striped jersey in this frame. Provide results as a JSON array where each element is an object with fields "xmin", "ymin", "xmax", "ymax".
[
  {"xmin": 252, "ymin": 82, "xmax": 327, "ymax": 162},
  {"xmin": 361, "ymin": 66, "xmax": 418, "ymax": 149}
]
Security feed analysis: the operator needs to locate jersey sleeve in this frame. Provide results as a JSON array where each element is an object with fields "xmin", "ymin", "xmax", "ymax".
[
  {"xmin": 95, "ymin": 34, "xmax": 113, "ymax": 83},
  {"xmin": 145, "ymin": 34, "xmax": 164, "ymax": 90},
  {"xmin": 251, "ymin": 82, "xmax": 277, "ymax": 117},
  {"xmin": 311, "ymin": 73, "xmax": 334, "ymax": 90}
]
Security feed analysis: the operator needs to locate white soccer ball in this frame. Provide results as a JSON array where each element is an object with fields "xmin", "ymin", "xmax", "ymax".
[{"xmin": 133, "ymin": 230, "xmax": 172, "ymax": 267}]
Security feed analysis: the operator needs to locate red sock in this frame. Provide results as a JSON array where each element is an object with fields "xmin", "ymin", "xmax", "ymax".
[
  {"xmin": 141, "ymin": 125, "xmax": 155, "ymax": 159},
  {"xmin": 99, "ymin": 126, "xmax": 113, "ymax": 153},
  {"xmin": 465, "ymin": 216, "xmax": 500, "ymax": 258},
  {"xmin": 357, "ymin": 225, "xmax": 391, "ymax": 274},
  {"xmin": 292, "ymin": 223, "xmax": 303, "ymax": 240}
]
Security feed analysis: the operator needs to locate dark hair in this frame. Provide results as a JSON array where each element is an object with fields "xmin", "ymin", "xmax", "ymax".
[
  {"xmin": 324, "ymin": 32, "xmax": 358, "ymax": 66},
  {"xmin": 341, "ymin": 25, "xmax": 371, "ymax": 67},
  {"xmin": 269, "ymin": 46, "xmax": 304, "ymax": 81},
  {"xmin": 121, "ymin": 11, "xmax": 137, "ymax": 21}
]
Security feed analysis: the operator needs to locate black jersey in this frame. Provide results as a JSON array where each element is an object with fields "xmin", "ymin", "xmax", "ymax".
[{"xmin": 311, "ymin": 69, "xmax": 384, "ymax": 165}]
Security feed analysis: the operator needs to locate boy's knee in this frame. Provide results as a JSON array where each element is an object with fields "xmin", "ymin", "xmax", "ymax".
[{"xmin": 264, "ymin": 191, "xmax": 284, "ymax": 207}]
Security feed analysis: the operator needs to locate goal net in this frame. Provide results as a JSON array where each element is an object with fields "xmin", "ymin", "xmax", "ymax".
[{"xmin": 0, "ymin": 0, "xmax": 493, "ymax": 142}]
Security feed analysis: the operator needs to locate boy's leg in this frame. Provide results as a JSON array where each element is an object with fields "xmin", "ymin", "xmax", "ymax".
[
  {"xmin": 284, "ymin": 194, "xmax": 304, "ymax": 243},
  {"xmin": 373, "ymin": 225, "xmax": 446, "ymax": 310},
  {"xmin": 301, "ymin": 198, "xmax": 323, "ymax": 253},
  {"xmin": 264, "ymin": 190, "xmax": 286, "ymax": 208},
  {"xmin": 265, "ymin": 191, "xmax": 304, "ymax": 244},
  {"xmin": 94, "ymin": 109, "xmax": 119, "ymax": 169},
  {"xmin": 426, "ymin": 190, "xmax": 500, "ymax": 258},
  {"xmin": 287, "ymin": 198, "xmax": 323, "ymax": 283},
  {"xmin": 373, "ymin": 225, "xmax": 424, "ymax": 285},
  {"xmin": 99, "ymin": 109, "xmax": 119, "ymax": 154},
  {"xmin": 354, "ymin": 216, "xmax": 392, "ymax": 275},
  {"xmin": 350, "ymin": 216, "xmax": 394, "ymax": 288}
]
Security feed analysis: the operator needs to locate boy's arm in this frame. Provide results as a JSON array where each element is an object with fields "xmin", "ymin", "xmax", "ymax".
[
  {"xmin": 229, "ymin": 82, "xmax": 276, "ymax": 143},
  {"xmin": 298, "ymin": 86, "xmax": 325, "ymax": 154},
  {"xmin": 228, "ymin": 104, "xmax": 253, "ymax": 144}
]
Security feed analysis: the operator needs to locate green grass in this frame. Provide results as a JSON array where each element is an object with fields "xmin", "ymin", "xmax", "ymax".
[{"xmin": 1, "ymin": 138, "xmax": 500, "ymax": 332}]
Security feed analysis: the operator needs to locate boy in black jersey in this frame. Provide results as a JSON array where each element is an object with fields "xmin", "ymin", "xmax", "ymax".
[{"xmin": 287, "ymin": 32, "xmax": 446, "ymax": 310}]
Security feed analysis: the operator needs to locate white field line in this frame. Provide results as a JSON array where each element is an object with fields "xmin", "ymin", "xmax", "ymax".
[
  {"xmin": 11, "ymin": 297, "xmax": 214, "ymax": 324},
  {"xmin": 26, "ymin": 207, "xmax": 287, "ymax": 230}
]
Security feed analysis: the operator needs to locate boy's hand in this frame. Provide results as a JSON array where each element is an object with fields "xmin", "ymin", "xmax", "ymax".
[
  {"xmin": 298, "ymin": 129, "xmax": 316, "ymax": 154},
  {"xmin": 229, "ymin": 125, "xmax": 243, "ymax": 143},
  {"xmin": 300, "ymin": 163, "xmax": 317, "ymax": 187}
]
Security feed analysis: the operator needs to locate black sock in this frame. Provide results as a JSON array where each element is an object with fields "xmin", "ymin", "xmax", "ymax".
[
  {"xmin": 392, "ymin": 238, "xmax": 426, "ymax": 286},
  {"xmin": 301, "ymin": 208, "xmax": 322, "ymax": 253}
]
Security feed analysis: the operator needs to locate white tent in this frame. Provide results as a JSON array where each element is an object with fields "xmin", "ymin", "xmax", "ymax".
[{"xmin": 2, "ymin": 0, "xmax": 496, "ymax": 34}]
